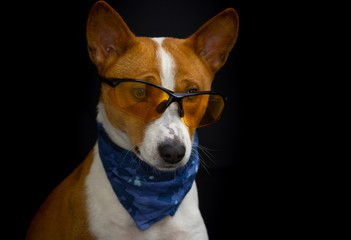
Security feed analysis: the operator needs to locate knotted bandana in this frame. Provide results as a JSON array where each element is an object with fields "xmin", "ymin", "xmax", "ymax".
[{"xmin": 97, "ymin": 123, "xmax": 199, "ymax": 230}]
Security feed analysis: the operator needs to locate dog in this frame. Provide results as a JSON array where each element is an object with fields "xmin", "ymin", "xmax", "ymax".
[{"xmin": 26, "ymin": 1, "xmax": 238, "ymax": 239}]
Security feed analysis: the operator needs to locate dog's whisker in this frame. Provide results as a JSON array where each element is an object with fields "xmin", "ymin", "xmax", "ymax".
[
  {"xmin": 197, "ymin": 144, "xmax": 216, "ymax": 164},
  {"xmin": 196, "ymin": 144, "xmax": 217, "ymax": 175},
  {"xmin": 199, "ymin": 155, "xmax": 212, "ymax": 175},
  {"xmin": 121, "ymin": 149, "xmax": 136, "ymax": 169}
]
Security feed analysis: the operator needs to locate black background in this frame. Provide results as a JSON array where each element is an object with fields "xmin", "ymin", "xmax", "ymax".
[{"xmin": 4, "ymin": 0, "xmax": 308, "ymax": 239}]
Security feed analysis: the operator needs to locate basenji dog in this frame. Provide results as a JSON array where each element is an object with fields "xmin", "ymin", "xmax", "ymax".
[{"xmin": 26, "ymin": 1, "xmax": 238, "ymax": 239}]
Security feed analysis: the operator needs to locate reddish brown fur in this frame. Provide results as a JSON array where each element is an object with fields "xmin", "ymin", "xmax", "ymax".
[{"xmin": 26, "ymin": 150, "xmax": 96, "ymax": 240}]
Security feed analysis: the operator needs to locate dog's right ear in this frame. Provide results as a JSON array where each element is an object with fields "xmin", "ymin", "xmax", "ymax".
[{"xmin": 86, "ymin": 1, "xmax": 135, "ymax": 69}]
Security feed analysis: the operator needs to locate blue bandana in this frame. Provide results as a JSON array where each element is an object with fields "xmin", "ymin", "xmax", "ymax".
[{"xmin": 97, "ymin": 123, "xmax": 199, "ymax": 230}]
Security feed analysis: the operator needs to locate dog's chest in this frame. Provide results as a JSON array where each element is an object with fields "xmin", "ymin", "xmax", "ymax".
[{"xmin": 84, "ymin": 145, "xmax": 208, "ymax": 240}]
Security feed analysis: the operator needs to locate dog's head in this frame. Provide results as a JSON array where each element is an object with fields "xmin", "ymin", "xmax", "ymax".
[{"xmin": 86, "ymin": 1, "xmax": 238, "ymax": 171}]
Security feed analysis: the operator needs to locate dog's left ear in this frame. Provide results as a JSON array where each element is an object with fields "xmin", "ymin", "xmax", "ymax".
[{"xmin": 186, "ymin": 9, "xmax": 239, "ymax": 74}]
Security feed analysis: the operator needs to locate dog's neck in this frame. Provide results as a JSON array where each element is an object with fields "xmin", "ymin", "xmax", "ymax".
[{"xmin": 96, "ymin": 115, "xmax": 200, "ymax": 230}]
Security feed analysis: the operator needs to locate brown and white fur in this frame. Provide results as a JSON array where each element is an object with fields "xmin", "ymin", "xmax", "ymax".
[{"xmin": 26, "ymin": 1, "xmax": 238, "ymax": 239}]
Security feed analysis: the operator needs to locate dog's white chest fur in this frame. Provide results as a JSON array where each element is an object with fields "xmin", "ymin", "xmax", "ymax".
[{"xmin": 85, "ymin": 145, "xmax": 208, "ymax": 240}]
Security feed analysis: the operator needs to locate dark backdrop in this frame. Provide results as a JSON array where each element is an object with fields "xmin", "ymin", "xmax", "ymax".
[{"xmin": 5, "ymin": 0, "xmax": 302, "ymax": 239}]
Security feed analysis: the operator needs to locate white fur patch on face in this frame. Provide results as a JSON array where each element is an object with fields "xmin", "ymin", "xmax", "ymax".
[
  {"xmin": 137, "ymin": 38, "xmax": 192, "ymax": 170},
  {"xmin": 141, "ymin": 105, "xmax": 192, "ymax": 170},
  {"xmin": 152, "ymin": 37, "xmax": 175, "ymax": 90}
]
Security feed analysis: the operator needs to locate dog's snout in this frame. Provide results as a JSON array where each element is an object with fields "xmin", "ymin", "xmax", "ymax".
[{"xmin": 158, "ymin": 139, "xmax": 185, "ymax": 164}]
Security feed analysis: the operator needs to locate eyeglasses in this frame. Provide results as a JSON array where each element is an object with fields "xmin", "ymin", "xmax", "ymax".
[{"xmin": 100, "ymin": 77, "xmax": 227, "ymax": 128}]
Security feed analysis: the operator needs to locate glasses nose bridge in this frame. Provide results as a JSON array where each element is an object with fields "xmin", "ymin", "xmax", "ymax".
[
  {"xmin": 175, "ymin": 98, "xmax": 184, "ymax": 118},
  {"xmin": 161, "ymin": 93, "xmax": 185, "ymax": 118}
]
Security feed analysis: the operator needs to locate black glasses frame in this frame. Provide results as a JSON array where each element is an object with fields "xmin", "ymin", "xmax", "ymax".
[{"xmin": 100, "ymin": 76, "xmax": 227, "ymax": 119}]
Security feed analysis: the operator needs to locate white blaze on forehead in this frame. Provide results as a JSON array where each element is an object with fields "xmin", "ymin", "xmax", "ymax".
[{"xmin": 152, "ymin": 37, "xmax": 176, "ymax": 90}]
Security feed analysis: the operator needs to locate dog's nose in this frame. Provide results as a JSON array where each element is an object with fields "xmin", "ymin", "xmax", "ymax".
[{"xmin": 158, "ymin": 139, "xmax": 186, "ymax": 164}]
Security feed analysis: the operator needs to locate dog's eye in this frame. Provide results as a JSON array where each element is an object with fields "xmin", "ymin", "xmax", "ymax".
[
  {"xmin": 186, "ymin": 88, "xmax": 198, "ymax": 102},
  {"xmin": 187, "ymin": 88, "xmax": 198, "ymax": 93},
  {"xmin": 131, "ymin": 88, "xmax": 146, "ymax": 101}
]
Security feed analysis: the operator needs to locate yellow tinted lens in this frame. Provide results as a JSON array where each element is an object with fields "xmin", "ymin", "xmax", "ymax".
[
  {"xmin": 183, "ymin": 94, "xmax": 224, "ymax": 127},
  {"xmin": 108, "ymin": 81, "xmax": 169, "ymax": 120}
]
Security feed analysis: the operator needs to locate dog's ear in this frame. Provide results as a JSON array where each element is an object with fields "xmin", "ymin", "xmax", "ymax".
[
  {"xmin": 186, "ymin": 8, "xmax": 239, "ymax": 74},
  {"xmin": 86, "ymin": 1, "xmax": 135, "ymax": 68}
]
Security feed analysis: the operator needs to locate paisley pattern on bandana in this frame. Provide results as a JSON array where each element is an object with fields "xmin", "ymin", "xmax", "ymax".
[{"xmin": 97, "ymin": 123, "xmax": 199, "ymax": 230}]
